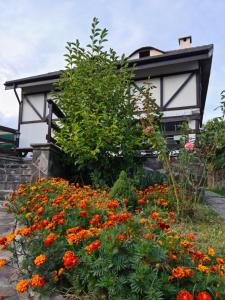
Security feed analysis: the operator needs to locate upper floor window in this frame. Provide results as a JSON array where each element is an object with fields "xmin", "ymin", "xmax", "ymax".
[{"xmin": 139, "ymin": 50, "xmax": 150, "ymax": 58}]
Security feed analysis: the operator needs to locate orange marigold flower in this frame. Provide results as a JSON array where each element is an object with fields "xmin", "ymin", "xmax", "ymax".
[
  {"xmin": 176, "ymin": 290, "xmax": 193, "ymax": 300},
  {"xmin": 172, "ymin": 266, "xmax": 185, "ymax": 279},
  {"xmin": 30, "ymin": 274, "xmax": 45, "ymax": 287},
  {"xmin": 44, "ymin": 233, "xmax": 56, "ymax": 247},
  {"xmin": 89, "ymin": 215, "xmax": 101, "ymax": 226},
  {"xmin": 34, "ymin": 255, "xmax": 46, "ymax": 267},
  {"xmin": 191, "ymin": 250, "xmax": 205, "ymax": 260},
  {"xmin": 107, "ymin": 201, "xmax": 119, "ymax": 209},
  {"xmin": 63, "ymin": 251, "xmax": 79, "ymax": 269},
  {"xmin": 116, "ymin": 234, "xmax": 126, "ymax": 241},
  {"xmin": 143, "ymin": 233, "xmax": 154, "ymax": 240},
  {"xmin": 16, "ymin": 279, "xmax": 29, "ymax": 293},
  {"xmin": 79, "ymin": 210, "xmax": 88, "ymax": 217},
  {"xmin": 19, "ymin": 228, "xmax": 32, "ymax": 236},
  {"xmin": 37, "ymin": 207, "xmax": 44, "ymax": 215},
  {"xmin": 25, "ymin": 212, "xmax": 32, "ymax": 219},
  {"xmin": 196, "ymin": 291, "xmax": 212, "ymax": 300},
  {"xmin": 186, "ymin": 233, "xmax": 195, "ymax": 240},
  {"xmin": 0, "ymin": 258, "xmax": 7, "ymax": 268},
  {"xmin": 58, "ymin": 218, "xmax": 65, "ymax": 225},
  {"xmin": 216, "ymin": 257, "xmax": 225, "ymax": 264},
  {"xmin": 150, "ymin": 212, "xmax": 159, "ymax": 219},
  {"xmin": 168, "ymin": 253, "xmax": 178, "ymax": 261},
  {"xmin": 85, "ymin": 240, "xmax": 101, "ymax": 254},
  {"xmin": 207, "ymin": 247, "xmax": 216, "ymax": 256},
  {"xmin": 137, "ymin": 199, "xmax": 145, "ymax": 204},
  {"xmin": 184, "ymin": 268, "xmax": 194, "ymax": 277},
  {"xmin": 168, "ymin": 212, "xmax": 175, "ymax": 218},
  {"xmin": 180, "ymin": 240, "xmax": 194, "ymax": 248}
]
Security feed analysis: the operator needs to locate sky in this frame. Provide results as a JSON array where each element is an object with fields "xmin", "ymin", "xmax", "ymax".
[{"xmin": 0, "ymin": 0, "xmax": 224, "ymax": 128}]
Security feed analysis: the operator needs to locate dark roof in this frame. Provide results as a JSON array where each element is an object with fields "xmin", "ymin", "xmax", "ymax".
[
  {"xmin": 4, "ymin": 44, "xmax": 213, "ymax": 89},
  {"xmin": 4, "ymin": 71, "xmax": 60, "ymax": 88}
]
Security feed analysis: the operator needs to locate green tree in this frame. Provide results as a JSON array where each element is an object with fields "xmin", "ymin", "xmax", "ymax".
[{"xmin": 53, "ymin": 18, "xmax": 145, "ymax": 184}]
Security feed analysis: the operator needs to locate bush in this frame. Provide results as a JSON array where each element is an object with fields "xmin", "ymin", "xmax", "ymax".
[
  {"xmin": 133, "ymin": 168, "xmax": 166, "ymax": 190},
  {"xmin": 1, "ymin": 178, "xmax": 224, "ymax": 299},
  {"xmin": 109, "ymin": 171, "xmax": 137, "ymax": 209},
  {"xmin": 53, "ymin": 18, "xmax": 146, "ymax": 185}
]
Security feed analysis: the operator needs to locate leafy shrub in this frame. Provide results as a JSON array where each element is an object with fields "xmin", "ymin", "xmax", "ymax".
[
  {"xmin": 53, "ymin": 18, "xmax": 146, "ymax": 185},
  {"xmin": 109, "ymin": 171, "xmax": 137, "ymax": 208},
  {"xmin": 133, "ymin": 168, "xmax": 166, "ymax": 190},
  {"xmin": 1, "ymin": 178, "xmax": 224, "ymax": 299}
]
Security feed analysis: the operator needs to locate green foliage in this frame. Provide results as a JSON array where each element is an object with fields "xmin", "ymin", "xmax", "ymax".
[
  {"xmin": 197, "ymin": 117, "xmax": 225, "ymax": 171},
  {"xmin": 133, "ymin": 168, "xmax": 166, "ymax": 190},
  {"xmin": 53, "ymin": 18, "xmax": 145, "ymax": 185},
  {"xmin": 109, "ymin": 171, "xmax": 137, "ymax": 208}
]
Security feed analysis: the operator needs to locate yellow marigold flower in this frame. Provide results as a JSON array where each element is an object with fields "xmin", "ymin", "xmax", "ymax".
[
  {"xmin": 34, "ymin": 255, "xmax": 46, "ymax": 267},
  {"xmin": 6, "ymin": 232, "xmax": 16, "ymax": 243},
  {"xmin": 197, "ymin": 264, "xmax": 210, "ymax": 273},
  {"xmin": 0, "ymin": 258, "xmax": 7, "ymax": 268},
  {"xmin": 207, "ymin": 247, "xmax": 216, "ymax": 256},
  {"xmin": 203, "ymin": 255, "xmax": 211, "ymax": 262},
  {"xmin": 16, "ymin": 279, "xmax": 29, "ymax": 293}
]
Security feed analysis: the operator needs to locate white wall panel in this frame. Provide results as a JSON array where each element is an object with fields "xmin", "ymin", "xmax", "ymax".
[
  {"xmin": 135, "ymin": 78, "xmax": 161, "ymax": 106},
  {"xmin": 22, "ymin": 94, "xmax": 45, "ymax": 121},
  {"xmin": 167, "ymin": 74, "xmax": 196, "ymax": 108},
  {"xmin": 19, "ymin": 123, "xmax": 48, "ymax": 148},
  {"xmin": 163, "ymin": 74, "xmax": 189, "ymax": 104}
]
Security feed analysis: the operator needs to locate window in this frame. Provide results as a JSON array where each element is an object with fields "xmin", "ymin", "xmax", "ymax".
[
  {"xmin": 162, "ymin": 121, "xmax": 183, "ymax": 132},
  {"xmin": 139, "ymin": 50, "xmax": 150, "ymax": 58}
]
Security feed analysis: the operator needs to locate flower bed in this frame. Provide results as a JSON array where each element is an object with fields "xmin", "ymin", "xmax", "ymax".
[{"xmin": 0, "ymin": 178, "xmax": 224, "ymax": 299}]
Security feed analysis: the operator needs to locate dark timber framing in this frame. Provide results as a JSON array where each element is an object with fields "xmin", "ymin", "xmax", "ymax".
[{"xmin": 160, "ymin": 77, "xmax": 163, "ymax": 107}]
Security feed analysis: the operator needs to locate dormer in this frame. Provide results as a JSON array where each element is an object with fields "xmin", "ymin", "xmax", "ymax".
[{"xmin": 128, "ymin": 46, "xmax": 165, "ymax": 60}]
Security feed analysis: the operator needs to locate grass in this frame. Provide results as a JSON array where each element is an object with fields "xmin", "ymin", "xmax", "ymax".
[
  {"xmin": 172, "ymin": 202, "xmax": 225, "ymax": 255},
  {"xmin": 210, "ymin": 187, "xmax": 225, "ymax": 197}
]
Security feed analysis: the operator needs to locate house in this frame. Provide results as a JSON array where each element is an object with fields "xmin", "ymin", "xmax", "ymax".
[{"xmin": 4, "ymin": 36, "xmax": 213, "ymax": 152}]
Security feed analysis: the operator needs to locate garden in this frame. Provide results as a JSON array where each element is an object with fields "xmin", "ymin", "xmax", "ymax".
[{"xmin": 0, "ymin": 18, "xmax": 225, "ymax": 299}]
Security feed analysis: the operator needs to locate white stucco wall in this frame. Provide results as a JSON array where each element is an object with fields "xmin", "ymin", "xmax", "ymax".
[
  {"xmin": 164, "ymin": 74, "xmax": 196, "ymax": 108},
  {"xmin": 19, "ymin": 123, "xmax": 48, "ymax": 148},
  {"xmin": 22, "ymin": 94, "xmax": 45, "ymax": 121}
]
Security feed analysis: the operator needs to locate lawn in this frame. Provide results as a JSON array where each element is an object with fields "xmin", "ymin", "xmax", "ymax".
[
  {"xmin": 172, "ymin": 202, "xmax": 225, "ymax": 256},
  {"xmin": 210, "ymin": 187, "xmax": 225, "ymax": 197}
]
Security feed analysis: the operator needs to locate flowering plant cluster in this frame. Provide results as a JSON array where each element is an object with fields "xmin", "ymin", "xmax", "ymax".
[{"xmin": 0, "ymin": 178, "xmax": 224, "ymax": 299}]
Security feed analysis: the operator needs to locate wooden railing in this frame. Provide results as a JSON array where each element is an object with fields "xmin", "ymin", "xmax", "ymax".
[
  {"xmin": 0, "ymin": 125, "xmax": 19, "ymax": 155},
  {"xmin": 46, "ymin": 100, "xmax": 65, "ymax": 144}
]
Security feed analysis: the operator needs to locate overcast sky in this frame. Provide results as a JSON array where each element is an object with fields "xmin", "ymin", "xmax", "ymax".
[{"xmin": 0, "ymin": 0, "xmax": 224, "ymax": 128}]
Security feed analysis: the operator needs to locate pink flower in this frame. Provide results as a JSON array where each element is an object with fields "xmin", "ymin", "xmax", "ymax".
[
  {"xmin": 144, "ymin": 126, "xmax": 152, "ymax": 135},
  {"xmin": 184, "ymin": 142, "xmax": 194, "ymax": 151}
]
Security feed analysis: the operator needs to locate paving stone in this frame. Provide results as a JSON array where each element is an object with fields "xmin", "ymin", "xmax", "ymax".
[{"xmin": 205, "ymin": 191, "xmax": 225, "ymax": 220}]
